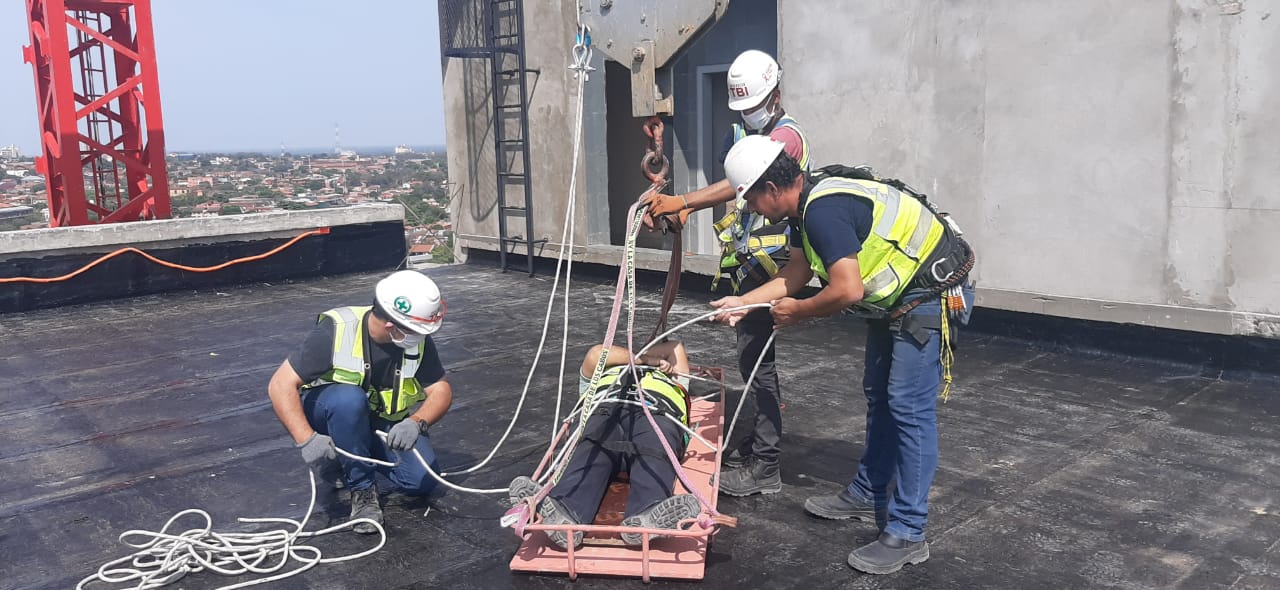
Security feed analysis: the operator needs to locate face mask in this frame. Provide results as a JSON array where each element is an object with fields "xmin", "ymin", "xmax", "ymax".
[
  {"xmin": 390, "ymin": 330, "xmax": 424, "ymax": 350},
  {"xmin": 741, "ymin": 102, "xmax": 775, "ymax": 131}
]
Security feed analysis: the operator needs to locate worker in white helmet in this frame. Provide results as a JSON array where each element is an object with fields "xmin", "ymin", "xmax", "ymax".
[
  {"xmin": 713, "ymin": 136, "xmax": 975, "ymax": 575},
  {"xmin": 266, "ymin": 270, "xmax": 452, "ymax": 534},
  {"xmin": 642, "ymin": 49, "xmax": 814, "ymax": 498}
]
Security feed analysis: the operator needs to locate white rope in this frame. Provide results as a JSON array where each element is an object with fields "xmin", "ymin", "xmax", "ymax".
[
  {"xmin": 634, "ymin": 303, "xmax": 773, "ymax": 360},
  {"xmin": 358, "ymin": 432, "xmax": 511, "ymax": 495},
  {"xmin": 77, "ymin": 470, "xmax": 385, "ymax": 590},
  {"xmin": 535, "ymin": 303, "xmax": 773, "ymax": 482},
  {"xmin": 723, "ymin": 331, "xmax": 777, "ymax": 455},
  {"xmin": 443, "ymin": 20, "xmax": 594, "ymax": 478},
  {"xmin": 584, "ymin": 398, "xmax": 717, "ymax": 452}
]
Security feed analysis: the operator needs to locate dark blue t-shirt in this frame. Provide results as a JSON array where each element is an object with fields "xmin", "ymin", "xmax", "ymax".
[{"xmin": 789, "ymin": 182, "xmax": 874, "ymax": 271}]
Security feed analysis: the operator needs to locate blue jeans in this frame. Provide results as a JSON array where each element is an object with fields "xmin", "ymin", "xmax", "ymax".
[
  {"xmin": 846, "ymin": 286, "xmax": 973, "ymax": 542},
  {"xmin": 301, "ymin": 383, "xmax": 439, "ymax": 495}
]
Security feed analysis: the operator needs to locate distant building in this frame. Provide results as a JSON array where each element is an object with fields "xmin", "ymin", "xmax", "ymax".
[
  {"xmin": 394, "ymin": 145, "xmax": 413, "ymax": 155},
  {"xmin": 0, "ymin": 144, "xmax": 20, "ymax": 160},
  {"xmin": 0, "ymin": 204, "xmax": 34, "ymax": 220}
]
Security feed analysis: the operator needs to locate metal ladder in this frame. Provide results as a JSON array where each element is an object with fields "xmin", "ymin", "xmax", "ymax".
[
  {"xmin": 73, "ymin": 10, "xmax": 122, "ymax": 218},
  {"xmin": 487, "ymin": 0, "xmax": 542, "ymax": 274}
]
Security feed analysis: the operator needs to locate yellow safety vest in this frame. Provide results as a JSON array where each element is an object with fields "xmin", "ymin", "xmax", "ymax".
[
  {"xmin": 584, "ymin": 366, "xmax": 690, "ymax": 426},
  {"xmin": 302, "ymin": 306, "xmax": 426, "ymax": 421},
  {"xmin": 799, "ymin": 176, "xmax": 947, "ymax": 310},
  {"xmin": 713, "ymin": 116, "xmax": 812, "ymax": 293}
]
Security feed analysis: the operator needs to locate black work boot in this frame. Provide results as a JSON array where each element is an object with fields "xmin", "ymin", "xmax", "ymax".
[
  {"xmin": 721, "ymin": 446, "xmax": 751, "ymax": 469},
  {"xmin": 847, "ymin": 531, "xmax": 930, "ymax": 574},
  {"xmin": 620, "ymin": 493, "xmax": 701, "ymax": 546},
  {"xmin": 507, "ymin": 475, "xmax": 539, "ymax": 507},
  {"xmin": 803, "ymin": 489, "xmax": 881, "ymax": 522},
  {"xmin": 718, "ymin": 457, "xmax": 781, "ymax": 497},
  {"xmin": 348, "ymin": 487, "xmax": 383, "ymax": 535},
  {"xmin": 537, "ymin": 496, "xmax": 584, "ymax": 550}
]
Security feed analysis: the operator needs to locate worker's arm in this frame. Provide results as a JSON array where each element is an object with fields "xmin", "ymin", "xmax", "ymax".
[
  {"xmin": 267, "ymin": 360, "xmax": 314, "ymax": 445},
  {"xmin": 408, "ymin": 378, "xmax": 453, "ymax": 428},
  {"xmin": 710, "ymin": 246, "xmax": 814, "ymax": 325},
  {"xmin": 640, "ymin": 180, "xmax": 737, "ymax": 229},
  {"xmin": 637, "ymin": 340, "xmax": 689, "ymax": 375},
  {"xmin": 771, "ymin": 256, "xmax": 864, "ymax": 328},
  {"xmin": 676, "ymin": 179, "xmax": 736, "ymax": 212},
  {"xmin": 578, "ymin": 343, "xmax": 682, "ymax": 375}
]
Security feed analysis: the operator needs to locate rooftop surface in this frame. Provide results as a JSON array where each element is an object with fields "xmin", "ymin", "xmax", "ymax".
[{"xmin": 2, "ymin": 263, "xmax": 1278, "ymax": 589}]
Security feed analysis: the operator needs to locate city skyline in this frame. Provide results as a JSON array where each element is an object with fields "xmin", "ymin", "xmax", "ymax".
[{"xmin": 0, "ymin": 1, "xmax": 447, "ymax": 155}]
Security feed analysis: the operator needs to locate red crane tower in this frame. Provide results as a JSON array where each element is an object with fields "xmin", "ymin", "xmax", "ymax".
[{"xmin": 22, "ymin": 0, "xmax": 170, "ymax": 227}]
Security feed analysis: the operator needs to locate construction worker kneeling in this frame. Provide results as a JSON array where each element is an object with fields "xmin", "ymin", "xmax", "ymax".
[
  {"xmin": 712, "ymin": 136, "xmax": 976, "ymax": 575},
  {"xmin": 266, "ymin": 270, "xmax": 453, "ymax": 534}
]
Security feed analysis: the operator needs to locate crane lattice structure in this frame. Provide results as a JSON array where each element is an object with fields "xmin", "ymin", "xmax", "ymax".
[{"xmin": 23, "ymin": 0, "xmax": 171, "ymax": 227}]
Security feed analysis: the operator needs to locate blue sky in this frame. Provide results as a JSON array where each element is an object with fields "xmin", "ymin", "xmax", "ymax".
[{"xmin": 0, "ymin": 1, "xmax": 445, "ymax": 154}]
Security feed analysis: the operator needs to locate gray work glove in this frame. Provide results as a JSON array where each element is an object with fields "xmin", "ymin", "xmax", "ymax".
[
  {"xmin": 297, "ymin": 433, "xmax": 336, "ymax": 465},
  {"xmin": 385, "ymin": 419, "xmax": 424, "ymax": 451}
]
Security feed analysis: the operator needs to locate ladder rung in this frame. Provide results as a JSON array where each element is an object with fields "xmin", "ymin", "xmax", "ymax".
[
  {"xmin": 500, "ymin": 206, "xmax": 527, "ymax": 214},
  {"xmin": 497, "ymin": 139, "xmax": 524, "ymax": 145},
  {"xmin": 496, "ymin": 103, "xmax": 524, "ymax": 109},
  {"xmin": 498, "ymin": 172, "xmax": 526, "ymax": 178}
]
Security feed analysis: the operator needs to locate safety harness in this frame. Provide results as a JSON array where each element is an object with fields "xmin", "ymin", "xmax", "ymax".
[
  {"xmin": 802, "ymin": 165, "xmax": 977, "ymax": 399},
  {"xmin": 302, "ymin": 306, "xmax": 426, "ymax": 421},
  {"xmin": 712, "ymin": 116, "xmax": 812, "ymax": 293},
  {"xmin": 581, "ymin": 366, "xmax": 692, "ymax": 455}
]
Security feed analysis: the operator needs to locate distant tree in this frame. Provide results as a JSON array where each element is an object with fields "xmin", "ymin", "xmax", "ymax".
[
  {"xmin": 219, "ymin": 205, "xmax": 243, "ymax": 215},
  {"xmin": 430, "ymin": 242, "xmax": 454, "ymax": 264},
  {"xmin": 280, "ymin": 201, "xmax": 307, "ymax": 210}
]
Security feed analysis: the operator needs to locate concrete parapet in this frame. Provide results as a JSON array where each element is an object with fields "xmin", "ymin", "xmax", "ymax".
[{"xmin": 0, "ymin": 206, "xmax": 407, "ymax": 313}]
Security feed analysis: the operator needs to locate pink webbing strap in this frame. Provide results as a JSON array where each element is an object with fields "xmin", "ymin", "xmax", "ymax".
[{"xmin": 508, "ymin": 200, "xmax": 650, "ymax": 538}]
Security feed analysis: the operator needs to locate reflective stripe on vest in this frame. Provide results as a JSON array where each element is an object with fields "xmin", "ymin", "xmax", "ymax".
[
  {"xmin": 585, "ymin": 366, "xmax": 690, "ymax": 426},
  {"xmin": 713, "ymin": 116, "xmax": 812, "ymax": 292},
  {"xmin": 799, "ymin": 177, "xmax": 946, "ymax": 310},
  {"xmin": 303, "ymin": 305, "xmax": 426, "ymax": 421}
]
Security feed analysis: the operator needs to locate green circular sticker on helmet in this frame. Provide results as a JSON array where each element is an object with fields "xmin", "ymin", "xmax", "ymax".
[{"xmin": 393, "ymin": 296, "xmax": 412, "ymax": 313}]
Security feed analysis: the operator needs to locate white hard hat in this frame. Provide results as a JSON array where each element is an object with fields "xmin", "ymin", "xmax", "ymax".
[
  {"xmin": 375, "ymin": 270, "xmax": 445, "ymax": 335},
  {"xmin": 726, "ymin": 50, "xmax": 780, "ymax": 111},
  {"xmin": 724, "ymin": 135, "xmax": 786, "ymax": 197}
]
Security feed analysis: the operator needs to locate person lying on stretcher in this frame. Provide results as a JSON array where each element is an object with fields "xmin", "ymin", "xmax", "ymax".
[{"xmin": 509, "ymin": 341, "xmax": 702, "ymax": 550}]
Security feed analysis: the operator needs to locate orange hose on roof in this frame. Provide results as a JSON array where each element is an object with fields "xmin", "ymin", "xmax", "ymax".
[{"xmin": 0, "ymin": 227, "xmax": 331, "ymax": 284}]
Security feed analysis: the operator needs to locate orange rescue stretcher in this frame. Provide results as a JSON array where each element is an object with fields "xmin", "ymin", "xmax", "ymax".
[{"xmin": 508, "ymin": 366, "xmax": 736, "ymax": 582}]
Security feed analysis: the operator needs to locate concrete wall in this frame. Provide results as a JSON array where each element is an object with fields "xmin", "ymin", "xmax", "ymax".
[
  {"xmin": 441, "ymin": 0, "xmax": 768, "ymax": 278},
  {"xmin": 779, "ymin": 0, "xmax": 1280, "ymax": 337},
  {"xmin": 440, "ymin": 0, "xmax": 1280, "ymax": 338},
  {"xmin": 442, "ymin": 1, "xmax": 587, "ymax": 260}
]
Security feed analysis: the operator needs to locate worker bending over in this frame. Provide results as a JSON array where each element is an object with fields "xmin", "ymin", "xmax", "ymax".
[{"xmin": 714, "ymin": 136, "xmax": 975, "ymax": 574}]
